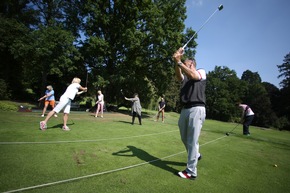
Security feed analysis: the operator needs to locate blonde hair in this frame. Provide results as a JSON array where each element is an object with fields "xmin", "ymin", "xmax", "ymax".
[
  {"xmin": 72, "ymin": 77, "xmax": 81, "ymax": 84},
  {"xmin": 46, "ymin": 85, "xmax": 53, "ymax": 90}
]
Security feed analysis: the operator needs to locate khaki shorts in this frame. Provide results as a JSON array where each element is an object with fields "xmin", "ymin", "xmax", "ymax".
[{"xmin": 53, "ymin": 96, "xmax": 71, "ymax": 114}]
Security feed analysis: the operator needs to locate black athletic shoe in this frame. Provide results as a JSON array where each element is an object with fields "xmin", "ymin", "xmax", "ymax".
[{"xmin": 198, "ymin": 154, "xmax": 202, "ymax": 161}]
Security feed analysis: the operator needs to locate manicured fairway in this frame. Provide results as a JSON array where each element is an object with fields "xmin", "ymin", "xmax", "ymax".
[{"xmin": 0, "ymin": 110, "xmax": 290, "ymax": 193}]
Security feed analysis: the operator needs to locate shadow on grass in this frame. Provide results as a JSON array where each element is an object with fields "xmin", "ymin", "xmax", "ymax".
[
  {"xmin": 112, "ymin": 145, "xmax": 185, "ymax": 174},
  {"xmin": 48, "ymin": 123, "xmax": 75, "ymax": 129},
  {"xmin": 117, "ymin": 109, "xmax": 152, "ymax": 119},
  {"xmin": 117, "ymin": 120, "xmax": 133, "ymax": 125}
]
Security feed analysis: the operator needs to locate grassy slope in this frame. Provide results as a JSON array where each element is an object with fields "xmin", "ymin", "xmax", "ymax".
[{"xmin": 0, "ymin": 110, "xmax": 289, "ymax": 193}]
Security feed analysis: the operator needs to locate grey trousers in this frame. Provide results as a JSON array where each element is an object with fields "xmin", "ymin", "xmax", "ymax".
[{"xmin": 178, "ymin": 106, "xmax": 206, "ymax": 177}]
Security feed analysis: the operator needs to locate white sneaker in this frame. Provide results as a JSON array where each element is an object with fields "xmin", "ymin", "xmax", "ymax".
[
  {"xmin": 54, "ymin": 114, "xmax": 58, "ymax": 117},
  {"xmin": 62, "ymin": 126, "xmax": 70, "ymax": 131},
  {"xmin": 40, "ymin": 121, "xmax": 47, "ymax": 130},
  {"xmin": 41, "ymin": 114, "xmax": 44, "ymax": 117}
]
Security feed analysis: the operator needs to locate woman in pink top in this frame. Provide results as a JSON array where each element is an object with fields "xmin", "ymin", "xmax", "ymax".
[
  {"xmin": 95, "ymin": 90, "xmax": 104, "ymax": 118},
  {"xmin": 238, "ymin": 103, "xmax": 255, "ymax": 136}
]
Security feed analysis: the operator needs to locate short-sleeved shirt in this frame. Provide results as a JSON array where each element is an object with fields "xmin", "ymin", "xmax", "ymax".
[
  {"xmin": 62, "ymin": 83, "xmax": 80, "ymax": 100},
  {"xmin": 45, "ymin": 90, "xmax": 55, "ymax": 101},
  {"xmin": 97, "ymin": 94, "xmax": 104, "ymax": 104},
  {"xmin": 239, "ymin": 104, "xmax": 254, "ymax": 117},
  {"xmin": 159, "ymin": 101, "xmax": 166, "ymax": 109}
]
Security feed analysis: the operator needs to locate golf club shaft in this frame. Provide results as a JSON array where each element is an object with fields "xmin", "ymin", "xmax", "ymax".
[
  {"xmin": 85, "ymin": 71, "xmax": 88, "ymax": 87},
  {"xmin": 229, "ymin": 123, "xmax": 240, "ymax": 133},
  {"xmin": 182, "ymin": 4, "xmax": 223, "ymax": 49}
]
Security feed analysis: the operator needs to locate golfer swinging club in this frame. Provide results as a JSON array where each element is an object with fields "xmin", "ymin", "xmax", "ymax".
[
  {"xmin": 173, "ymin": 47, "xmax": 206, "ymax": 180},
  {"xmin": 40, "ymin": 77, "xmax": 87, "ymax": 131}
]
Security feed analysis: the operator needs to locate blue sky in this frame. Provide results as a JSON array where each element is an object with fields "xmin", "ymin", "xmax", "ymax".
[{"xmin": 184, "ymin": 0, "xmax": 290, "ymax": 88}]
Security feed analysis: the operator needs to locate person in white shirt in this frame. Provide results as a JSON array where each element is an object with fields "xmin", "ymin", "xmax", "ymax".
[
  {"xmin": 95, "ymin": 90, "xmax": 105, "ymax": 118},
  {"xmin": 238, "ymin": 103, "xmax": 255, "ymax": 136},
  {"xmin": 39, "ymin": 77, "xmax": 87, "ymax": 131}
]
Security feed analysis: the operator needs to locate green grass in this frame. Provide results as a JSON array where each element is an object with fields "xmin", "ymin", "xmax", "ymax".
[{"xmin": 0, "ymin": 110, "xmax": 290, "ymax": 193}]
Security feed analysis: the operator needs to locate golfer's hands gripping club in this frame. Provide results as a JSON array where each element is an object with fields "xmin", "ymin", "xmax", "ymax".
[
  {"xmin": 77, "ymin": 87, "xmax": 88, "ymax": 95},
  {"xmin": 173, "ymin": 47, "xmax": 184, "ymax": 63}
]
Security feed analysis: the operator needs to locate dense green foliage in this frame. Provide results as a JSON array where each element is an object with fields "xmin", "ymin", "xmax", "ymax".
[
  {"xmin": 0, "ymin": 1, "xmax": 289, "ymax": 129},
  {"xmin": 0, "ymin": 101, "xmax": 18, "ymax": 111}
]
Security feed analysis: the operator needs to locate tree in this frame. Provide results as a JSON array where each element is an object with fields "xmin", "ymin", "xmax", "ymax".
[
  {"xmin": 241, "ymin": 70, "xmax": 273, "ymax": 127},
  {"xmin": 241, "ymin": 70, "xmax": 262, "ymax": 85},
  {"xmin": 1, "ymin": 0, "xmax": 196, "ymax": 106},
  {"xmin": 0, "ymin": 0, "xmax": 38, "ymax": 99},
  {"xmin": 277, "ymin": 52, "xmax": 290, "ymax": 88},
  {"xmin": 206, "ymin": 66, "xmax": 246, "ymax": 122},
  {"xmin": 262, "ymin": 82, "xmax": 280, "ymax": 114},
  {"xmin": 277, "ymin": 52, "xmax": 290, "ymax": 130},
  {"xmin": 10, "ymin": 25, "xmax": 81, "ymax": 99},
  {"xmin": 0, "ymin": 0, "xmax": 83, "ymax": 100},
  {"xmin": 78, "ymin": 0, "xmax": 194, "ymax": 107}
]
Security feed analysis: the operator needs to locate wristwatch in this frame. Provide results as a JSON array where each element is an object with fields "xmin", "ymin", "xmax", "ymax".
[{"xmin": 177, "ymin": 62, "xmax": 183, "ymax": 67}]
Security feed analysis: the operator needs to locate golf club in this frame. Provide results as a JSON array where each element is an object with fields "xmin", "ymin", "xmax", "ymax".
[
  {"xmin": 85, "ymin": 71, "xmax": 88, "ymax": 88},
  {"xmin": 153, "ymin": 110, "xmax": 159, "ymax": 119},
  {"xmin": 182, "ymin": 4, "xmax": 223, "ymax": 49},
  {"xmin": 226, "ymin": 123, "xmax": 239, "ymax": 136}
]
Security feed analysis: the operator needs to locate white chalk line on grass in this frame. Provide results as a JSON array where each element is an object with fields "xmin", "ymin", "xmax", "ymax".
[
  {"xmin": 0, "ymin": 130, "xmax": 178, "ymax": 145},
  {"xmin": 2, "ymin": 135, "xmax": 227, "ymax": 193}
]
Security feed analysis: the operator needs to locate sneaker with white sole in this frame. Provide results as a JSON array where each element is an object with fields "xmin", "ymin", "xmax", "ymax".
[
  {"xmin": 62, "ymin": 126, "xmax": 70, "ymax": 131},
  {"xmin": 177, "ymin": 170, "xmax": 197, "ymax": 180},
  {"xmin": 39, "ymin": 121, "xmax": 47, "ymax": 130},
  {"xmin": 41, "ymin": 114, "xmax": 44, "ymax": 117},
  {"xmin": 54, "ymin": 114, "xmax": 58, "ymax": 117}
]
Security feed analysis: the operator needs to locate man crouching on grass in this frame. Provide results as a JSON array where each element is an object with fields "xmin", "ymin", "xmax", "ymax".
[
  {"xmin": 40, "ymin": 77, "xmax": 87, "ymax": 131},
  {"xmin": 173, "ymin": 47, "xmax": 206, "ymax": 180}
]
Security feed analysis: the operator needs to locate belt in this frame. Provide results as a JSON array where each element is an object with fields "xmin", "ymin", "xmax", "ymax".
[{"xmin": 183, "ymin": 102, "xmax": 205, "ymax": 109}]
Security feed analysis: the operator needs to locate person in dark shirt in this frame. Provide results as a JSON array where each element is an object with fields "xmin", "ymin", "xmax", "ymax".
[
  {"xmin": 155, "ymin": 97, "xmax": 166, "ymax": 123},
  {"xmin": 173, "ymin": 47, "xmax": 206, "ymax": 180}
]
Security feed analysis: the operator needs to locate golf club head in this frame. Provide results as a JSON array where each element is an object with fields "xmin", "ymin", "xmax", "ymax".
[{"xmin": 218, "ymin": 4, "xmax": 223, "ymax": 11}]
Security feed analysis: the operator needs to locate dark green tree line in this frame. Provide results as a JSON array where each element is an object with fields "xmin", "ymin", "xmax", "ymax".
[
  {"xmin": 276, "ymin": 52, "xmax": 290, "ymax": 130},
  {"xmin": 0, "ymin": 0, "xmax": 83, "ymax": 100},
  {"xmin": 205, "ymin": 67, "xmax": 282, "ymax": 128},
  {"xmin": 1, "ymin": 0, "xmax": 289, "ymax": 129},
  {"xmin": 1, "ymin": 0, "xmax": 196, "ymax": 106},
  {"xmin": 78, "ymin": 0, "xmax": 194, "ymax": 107},
  {"xmin": 206, "ymin": 66, "xmax": 246, "ymax": 122}
]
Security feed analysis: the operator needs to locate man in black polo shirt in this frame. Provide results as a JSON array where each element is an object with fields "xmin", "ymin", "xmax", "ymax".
[{"xmin": 173, "ymin": 47, "xmax": 206, "ymax": 180}]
